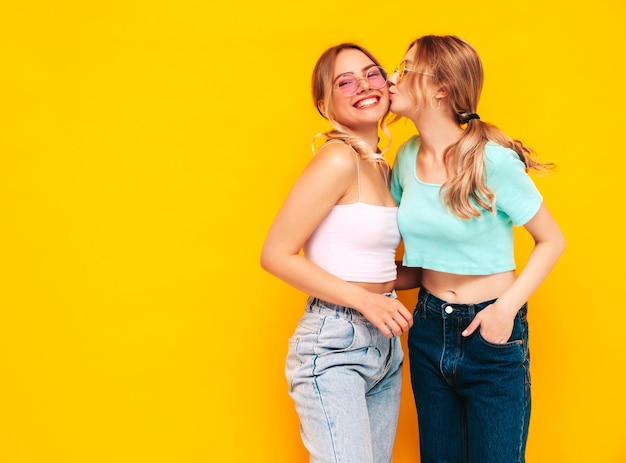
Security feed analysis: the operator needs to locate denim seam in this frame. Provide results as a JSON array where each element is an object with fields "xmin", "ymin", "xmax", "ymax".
[{"xmin": 312, "ymin": 376, "xmax": 340, "ymax": 463}]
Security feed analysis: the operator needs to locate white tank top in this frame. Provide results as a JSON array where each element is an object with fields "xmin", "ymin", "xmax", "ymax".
[{"xmin": 303, "ymin": 153, "xmax": 400, "ymax": 283}]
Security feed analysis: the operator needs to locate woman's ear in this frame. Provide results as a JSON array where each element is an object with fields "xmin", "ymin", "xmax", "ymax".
[
  {"xmin": 317, "ymin": 100, "xmax": 327, "ymax": 118},
  {"xmin": 432, "ymin": 87, "xmax": 448, "ymax": 108},
  {"xmin": 435, "ymin": 87, "xmax": 448, "ymax": 99}
]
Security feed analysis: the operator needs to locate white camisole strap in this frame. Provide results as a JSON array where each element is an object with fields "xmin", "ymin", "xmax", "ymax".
[{"xmin": 322, "ymin": 140, "xmax": 361, "ymax": 203}]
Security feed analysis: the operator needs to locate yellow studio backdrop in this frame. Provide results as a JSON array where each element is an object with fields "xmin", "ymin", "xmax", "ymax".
[{"xmin": 0, "ymin": 0, "xmax": 624, "ymax": 462}]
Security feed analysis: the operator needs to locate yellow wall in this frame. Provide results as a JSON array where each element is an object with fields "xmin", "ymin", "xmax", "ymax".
[{"xmin": 1, "ymin": 0, "xmax": 624, "ymax": 461}]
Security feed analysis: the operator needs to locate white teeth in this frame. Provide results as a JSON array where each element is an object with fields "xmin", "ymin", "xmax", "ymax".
[{"xmin": 355, "ymin": 97, "xmax": 377, "ymax": 109}]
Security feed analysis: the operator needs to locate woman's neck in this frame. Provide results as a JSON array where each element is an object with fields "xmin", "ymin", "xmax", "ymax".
[
  {"xmin": 349, "ymin": 126, "xmax": 381, "ymax": 153},
  {"xmin": 413, "ymin": 117, "xmax": 463, "ymax": 160}
]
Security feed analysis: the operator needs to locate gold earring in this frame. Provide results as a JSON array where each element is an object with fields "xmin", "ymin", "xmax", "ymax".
[{"xmin": 430, "ymin": 95, "xmax": 441, "ymax": 110}]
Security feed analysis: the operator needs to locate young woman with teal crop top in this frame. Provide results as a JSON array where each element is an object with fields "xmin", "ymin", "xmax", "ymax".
[
  {"xmin": 388, "ymin": 35, "xmax": 565, "ymax": 463},
  {"xmin": 261, "ymin": 43, "xmax": 416, "ymax": 462}
]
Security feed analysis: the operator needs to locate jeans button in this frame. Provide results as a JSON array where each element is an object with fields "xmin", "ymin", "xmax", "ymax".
[{"xmin": 445, "ymin": 306, "xmax": 453, "ymax": 314}]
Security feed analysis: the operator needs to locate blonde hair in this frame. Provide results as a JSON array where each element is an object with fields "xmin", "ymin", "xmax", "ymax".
[
  {"xmin": 401, "ymin": 35, "xmax": 553, "ymax": 219},
  {"xmin": 311, "ymin": 43, "xmax": 391, "ymax": 174}
]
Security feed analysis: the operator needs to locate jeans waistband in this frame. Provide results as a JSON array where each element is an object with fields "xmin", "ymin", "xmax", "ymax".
[
  {"xmin": 418, "ymin": 287, "xmax": 497, "ymax": 317},
  {"xmin": 306, "ymin": 290, "xmax": 397, "ymax": 322}
]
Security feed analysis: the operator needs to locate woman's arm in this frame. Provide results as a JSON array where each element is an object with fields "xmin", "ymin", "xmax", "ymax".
[
  {"xmin": 260, "ymin": 145, "xmax": 413, "ymax": 337},
  {"xmin": 395, "ymin": 261, "xmax": 422, "ymax": 290},
  {"xmin": 462, "ymin": 203, "xmax": 565, "ymax": 342}
]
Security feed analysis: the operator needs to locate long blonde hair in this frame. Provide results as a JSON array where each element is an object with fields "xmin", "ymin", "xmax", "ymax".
[
  {"xmin": 402, "ymin": 35, "xmax": 553, "ymax": 219},
  {"xmin": 311, "ymin": 43, "xmax": 391, "ymax": 174}
]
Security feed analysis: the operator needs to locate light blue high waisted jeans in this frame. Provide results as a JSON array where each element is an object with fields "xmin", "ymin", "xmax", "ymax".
[{"xmin": 286, "ymin": 294, "xmax": 404, "ymax": 463}]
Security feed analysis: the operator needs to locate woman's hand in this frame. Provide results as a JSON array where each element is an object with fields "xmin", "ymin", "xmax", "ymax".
[
  {"xmin": 358, "ymin": 293, "xmax": 414, "ymax": 338},
  {"xmin": 461, "ymin": 302, "xmax": 515, "ymax": 344}
]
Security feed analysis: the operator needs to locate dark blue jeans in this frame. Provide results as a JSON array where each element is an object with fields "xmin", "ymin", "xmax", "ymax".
[{"xmin": 409, "ymin": 287, "xmax": 531, "ymax": 463}]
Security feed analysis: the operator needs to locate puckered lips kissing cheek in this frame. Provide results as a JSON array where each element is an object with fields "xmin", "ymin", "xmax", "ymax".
[
  {"xmin": 388, "ymin": 86, "xmax": 403, "ymax": 114},
  {"xmin": 388, "ymin": 85, "xmax": 397, "ymax": 101}
]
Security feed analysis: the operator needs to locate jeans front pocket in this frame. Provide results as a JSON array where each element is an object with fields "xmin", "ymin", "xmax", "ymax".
[
  {"xmin": 286, "ymin": 312, "xmax": 325, "ymax": 392},
  {"xmin": 314, "ymin": 316, "xmax": 358, "ymax": 356},
  {"xmin": 469, "ymin": 304, "xmax": 530, "ymax": 390},
  {"xmin": 476, "ymin": 303, "xmax": 528, "ymax": 349}
]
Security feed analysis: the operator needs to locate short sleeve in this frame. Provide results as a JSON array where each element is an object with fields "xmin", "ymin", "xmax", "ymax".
[
  {"xmin": 485, "ymin": 144, "xmax": 543, "ymax": 226},
  {"xmin": 390, "ymin": 136, "xmax": 419, "ymax": 206}
]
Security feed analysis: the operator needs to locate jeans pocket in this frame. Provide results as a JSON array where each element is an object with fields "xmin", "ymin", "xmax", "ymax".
[
  {"xmin": 314, "ymin": 317, "xmax": 358, "ymax": 356},
  {"xmin": 476, "ymin": 304, "xmax": 528, "ymax": 348},
  {"xmin": 285, "ymin": 338, "xmax": 299, "ymax": 392},
  {"xmin": 285, "ymin": 314, "xmax": 325, "ymax": 390},
  {"xmin": 477, "ymin": 330, "xmax": 524, "ymax": 348}
]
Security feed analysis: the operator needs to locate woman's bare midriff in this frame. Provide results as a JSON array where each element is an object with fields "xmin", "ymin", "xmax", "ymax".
[
  {"xmin": 352, "ymin": 281, "xmax": 396, "ymax": 294},
  {"xmin": 421, "ymin": 269, "xmax": 517, "ymax": 303}
]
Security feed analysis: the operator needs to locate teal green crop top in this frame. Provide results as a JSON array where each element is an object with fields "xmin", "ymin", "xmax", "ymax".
[{"xmin": 390, "ymin": 135, "xmax": 543, "ymax": 275}]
